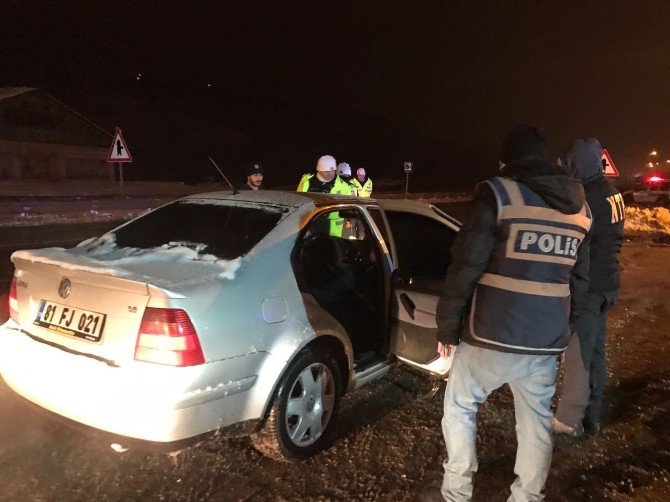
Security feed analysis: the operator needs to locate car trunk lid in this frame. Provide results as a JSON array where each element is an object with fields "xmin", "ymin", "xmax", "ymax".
[{"xmin": 12, "ymin": 253, "xmax": 152, "ymax": 366}]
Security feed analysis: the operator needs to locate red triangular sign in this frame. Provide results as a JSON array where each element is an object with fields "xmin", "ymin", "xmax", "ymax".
[
  {"xmin": 108, "ymin": 127, "xmax": 133, "ymax": 162},
  {"xmin": 601, "ymin": 148, "xmax": 619, "ymax": 177}
]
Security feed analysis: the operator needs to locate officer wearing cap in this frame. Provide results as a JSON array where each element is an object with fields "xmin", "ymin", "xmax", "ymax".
[
  {"xmin": 337, "ymin": 162, "xmax": 356, "ymax": 195},
  {"xmin": 297, "ymin": 155, "xmax": 352, "ymax": 195},
  {"xmin": 297, "ymin": 155, "xmax": 352, "ymax": 238},
  {"xmin": 238, "ymin": 162, "xmax": 265, "ymax": 190},
  {"xmin": 350, "ymin": 167, "xmax": 373, "ymax": 197}
]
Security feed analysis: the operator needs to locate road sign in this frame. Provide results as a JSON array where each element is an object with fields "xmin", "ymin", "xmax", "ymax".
[
  {"xmin": 601, "ymin": 149, "xmax": 619, "ymax": 177},
  {"xmin": 108, "ymin": 128, "xmax": 133, "ymax": 162},
  {"xmin": 403, "ymin": 161, "xmax": 413, "ymax": 173}
]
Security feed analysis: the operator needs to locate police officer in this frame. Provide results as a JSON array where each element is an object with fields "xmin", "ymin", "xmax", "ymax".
[
  {"xmin": 297, "ymin": 155, "xmax": 352, "ymax": 195},
  {"xmin": 350, "ymin": 167, "xmax": 373, "ymax": 197},
  {"xmin": 427, "ymin": 124, "xmax": 591, "ymax": 502},
  {"xmin": 553, "ymin": 138, "xmax": 625, "ymax": 436},
  {"xmin": 297, "ymin": 155, "xmax": 352, "ymax": 237},
  {"xmin": 337, "ymin": 162, "xmax": 356, "ymax": 194}
]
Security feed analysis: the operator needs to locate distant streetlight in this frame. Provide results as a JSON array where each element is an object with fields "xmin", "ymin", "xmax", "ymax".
[
  {"xmin": 666, "ymin": 159, "xmax": 670, "ymax": 164},
  {"xmin": 648, "ymin": 162, "xmax": 654, "ymax": 168},
  {"xmin": 650, "ymin": 150, "xmax": 658, "ymax": 156}
]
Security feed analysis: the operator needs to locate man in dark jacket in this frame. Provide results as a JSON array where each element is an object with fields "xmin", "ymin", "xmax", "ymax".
[
  {"xmin": 431, "ymin": 125, "xmax": 591, "ymax": 502},
  {"xmin": 553, "ymin": 138, "xmax": 625, "ymax": 436},
  {"xmin": 237, "ymin": 162, "xmax": 265, "ymax": 191}
]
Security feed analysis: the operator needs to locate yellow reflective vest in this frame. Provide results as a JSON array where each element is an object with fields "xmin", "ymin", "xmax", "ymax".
[
  {"xmin": 350, "ymin": 177, "xmax": 372, "ymax": 197},
  {"xmin": 296, "ymin": 174, "xmax": 353, "ymax": 195},
  {"xmin": 296, "ymin": 174, "xmax": 352, "ymax": 237}
]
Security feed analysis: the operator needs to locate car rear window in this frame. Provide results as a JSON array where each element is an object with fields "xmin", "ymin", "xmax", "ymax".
[{"xmin": 112, "ymin": 200, "xmax": 286, "ymax": 259}]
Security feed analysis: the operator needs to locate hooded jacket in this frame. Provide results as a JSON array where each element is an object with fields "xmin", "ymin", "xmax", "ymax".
[
  {"xmin": 436, "ymin": 157, "xmax": 591, "ymax": 350},
  {"xmin": 561, "ymin": 139, "xmax": 624, "ymax": 292}
]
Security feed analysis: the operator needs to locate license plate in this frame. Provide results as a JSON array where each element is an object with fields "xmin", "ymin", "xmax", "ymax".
[{"xmin": 33, "ymin": 300, "xmax": 107, "ymax": 342}]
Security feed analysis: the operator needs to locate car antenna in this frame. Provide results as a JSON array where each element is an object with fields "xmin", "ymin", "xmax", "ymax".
[{"xmin": 208, "ymin": 155, "xmax": 239, "ymax": 195}]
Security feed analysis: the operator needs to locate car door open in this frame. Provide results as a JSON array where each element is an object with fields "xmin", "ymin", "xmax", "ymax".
[{"xmin": 383, "ymin": 208, "xmax": 459, "ymax": 376}]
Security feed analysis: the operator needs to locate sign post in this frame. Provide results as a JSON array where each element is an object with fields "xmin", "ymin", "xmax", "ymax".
[
  {"xmin": 601, "ymin": 148, "xmax": 619, "ymax": 177},
  {"xmin": 403, "ymin": 161, "xmax": 413, "ymax": 194},
  {"xmin": 107, "ymin": 127, "xmax": 133, "ymax": 195}
]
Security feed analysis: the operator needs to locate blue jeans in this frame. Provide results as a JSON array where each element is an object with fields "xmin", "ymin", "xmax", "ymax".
[{"xmin": 441, "ymin": 342, "xmax": 558, "ymax": 502}]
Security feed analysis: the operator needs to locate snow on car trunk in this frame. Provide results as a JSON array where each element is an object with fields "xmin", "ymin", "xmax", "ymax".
[{"xmin": 8, "ymin": 199, "xmax": 289, "ymax": 364}]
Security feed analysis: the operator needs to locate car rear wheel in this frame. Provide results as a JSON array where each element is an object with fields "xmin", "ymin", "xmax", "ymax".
[
  {"xmin": 251, "ymin": 349, "xmax": 341, "ymax": 462},
  {"xmin": 657, "ymin": 195, "xmax": 670, "ymax": 208}
]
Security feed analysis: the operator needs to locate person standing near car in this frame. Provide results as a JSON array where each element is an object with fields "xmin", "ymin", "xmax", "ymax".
[
  {"xmin": 426, "ymin": 124, "xmax": 592, "ymax": 502},
  {"xmin": 553, "ymin": 138, "xmax": 625, "ymax": 436},
  {"xmin": 237, "ymin": 162, "xmax": 265, "ymax": 191},
  {"xmin": 297, "ymin": 155, "xmax": 352, "ymax": 237},
  {"xmin": 297, "ymin": 155, "xmax": 352, "ymax": 195},
  {"xmin": 350, "ymin": 167, "xmax": 373, "ymax": 197},
  {"xmin": 337, "ymin": 162, "xmax": 355, "ymax": 192}
]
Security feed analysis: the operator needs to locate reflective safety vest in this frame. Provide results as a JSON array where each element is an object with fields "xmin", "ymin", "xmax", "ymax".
[
  {"xmin": 350, "ymin": 177, "xmax": 372, "ymax": 197},
  {"xmin": 296, "ymin": 174, "xmax": 352, "ymax": 237},
  {"xmin": 296, "ymin": 174, "xmax": 352, "ymax": 195},
  {"xmin": 464, "ymin": 176, "xmax": 592, "ymax": 354}
]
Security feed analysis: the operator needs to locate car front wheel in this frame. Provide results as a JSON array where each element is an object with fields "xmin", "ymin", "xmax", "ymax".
[{"xmin": 251, "ymin": 349, "xmax": 341, "ymax": 461}]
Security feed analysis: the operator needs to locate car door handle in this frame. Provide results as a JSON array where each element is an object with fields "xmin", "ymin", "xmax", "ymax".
[
  {"xmin": 393, "ymin": 275, "xmax": 414, "ymax": 286},
  {"xmin": 399, "ymin": 293, "xmax": 416, "ymax": 320}
]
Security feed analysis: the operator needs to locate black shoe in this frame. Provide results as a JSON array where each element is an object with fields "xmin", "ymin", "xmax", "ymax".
[{"xmin": 583, "ymin": 416, "xmax": 601, "ymax": 435}]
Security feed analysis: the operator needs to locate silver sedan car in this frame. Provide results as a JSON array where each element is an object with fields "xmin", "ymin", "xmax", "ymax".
[{"xmin": 0, "ymin": 190, "xmax": 460, "ymax": 461}]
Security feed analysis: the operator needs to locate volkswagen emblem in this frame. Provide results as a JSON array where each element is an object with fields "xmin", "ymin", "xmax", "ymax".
[{"xmin": 58, "ymin": 278, "xmax": 71, "ymax": 299}]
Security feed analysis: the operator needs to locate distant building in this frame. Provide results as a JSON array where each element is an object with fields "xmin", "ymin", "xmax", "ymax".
[{"xmin": 0, "ymin": 87, "xmax": 113, "ymax": 180}]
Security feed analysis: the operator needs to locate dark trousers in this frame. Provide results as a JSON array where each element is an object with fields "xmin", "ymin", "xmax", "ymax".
[{"xmin": 556, "ymin": 290, "xmax": 617, "ymax": 429}]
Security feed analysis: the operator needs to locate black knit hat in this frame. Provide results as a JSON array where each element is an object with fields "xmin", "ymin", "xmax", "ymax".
[
  {"xmin": 500, "ymin": 124, "xmax": 548, "ymax": 163},
  {"xmin": 246, "ymin": 162, "xmax": 264, "ymax": 176}
]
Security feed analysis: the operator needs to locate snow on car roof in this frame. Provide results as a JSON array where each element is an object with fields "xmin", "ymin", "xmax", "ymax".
[
  {"xmin": 179, "ymin": 189, "xmax": 380, "ymax": 208},
  {"xmin": 180, "ymin": 190, "xmax": 313, "ymax": 207}
]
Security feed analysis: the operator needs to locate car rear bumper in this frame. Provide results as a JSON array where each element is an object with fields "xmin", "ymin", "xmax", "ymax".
[{"xmin": 0, "ymin": 323, "xmax": 271, "ymax": 443}]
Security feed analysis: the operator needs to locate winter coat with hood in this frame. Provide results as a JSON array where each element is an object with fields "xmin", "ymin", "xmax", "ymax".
[
  {"xmin": 561, "ymin": 139, "xmax": 624, "ymax": 293},
  {"xmin": 435, "ymin": 157, "xmax": 591, "ymax": 352}
]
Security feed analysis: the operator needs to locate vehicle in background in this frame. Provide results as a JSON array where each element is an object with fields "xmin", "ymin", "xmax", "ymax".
[
  {"xmin": 623, "ymin": 172, "xmax": 670, "ymax": 206},
  {"xmin": 0, "ymin": 191, "xmax": 460, "ymax": 461}
]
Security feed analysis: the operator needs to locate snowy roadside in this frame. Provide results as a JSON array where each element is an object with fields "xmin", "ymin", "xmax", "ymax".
[
  {"xmin": 1, "ymin": 190, "xmax": 668, "ymax": 235},
  {"xmin": 0, "ymin": 208, "xmax": 151, "ymax": 227},
  {"xmin": 624, "ymin": 206, "xmax": 670, "ymax": 235},
  {"xmin": 0, "ymin": 191, "xmax": 470, "ymax": 228}
]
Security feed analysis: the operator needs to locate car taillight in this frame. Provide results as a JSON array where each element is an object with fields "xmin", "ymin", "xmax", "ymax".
[
  {"xmin": 134, "ymin": 308, "xmax": 205, "ymax": 366},
  {"xmin": 9, "ymin": 276, "xmax": 19, "ymax": 323},
  {"xmin": 647, "ymin": 176, "xmax": 664, "ymax": 183}
]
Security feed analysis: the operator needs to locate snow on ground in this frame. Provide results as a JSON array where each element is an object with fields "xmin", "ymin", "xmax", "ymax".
[
  {"xmin": 0, "ymin": 208, "xmax": 150, "ymax": 227},
  {"xmin": 0, "ymin": 180, "xmax": 218, "ymax": 198},
  {"xmin": 624, "ymin": 206, "xmax": 670, "ymax": 235}
]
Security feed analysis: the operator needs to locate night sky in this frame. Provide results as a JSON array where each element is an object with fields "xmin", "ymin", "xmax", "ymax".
[{"xmin": 2, "ymin": 1, "xmax": 669, "ymax": 187}]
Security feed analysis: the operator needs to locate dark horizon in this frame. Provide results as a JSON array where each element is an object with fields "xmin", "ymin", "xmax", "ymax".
[{"xmin": 2, "ymin": 1, "xmax": 669, "ymax": 187}]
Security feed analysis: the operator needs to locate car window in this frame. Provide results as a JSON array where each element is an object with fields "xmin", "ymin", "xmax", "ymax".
[
  {"xmin": 112, "ymin": 200, "xmax": 285, "ymax": 259},
  {"xmin": 384, "ymin": 210, "xmax": 456, "ymax": 277}
]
